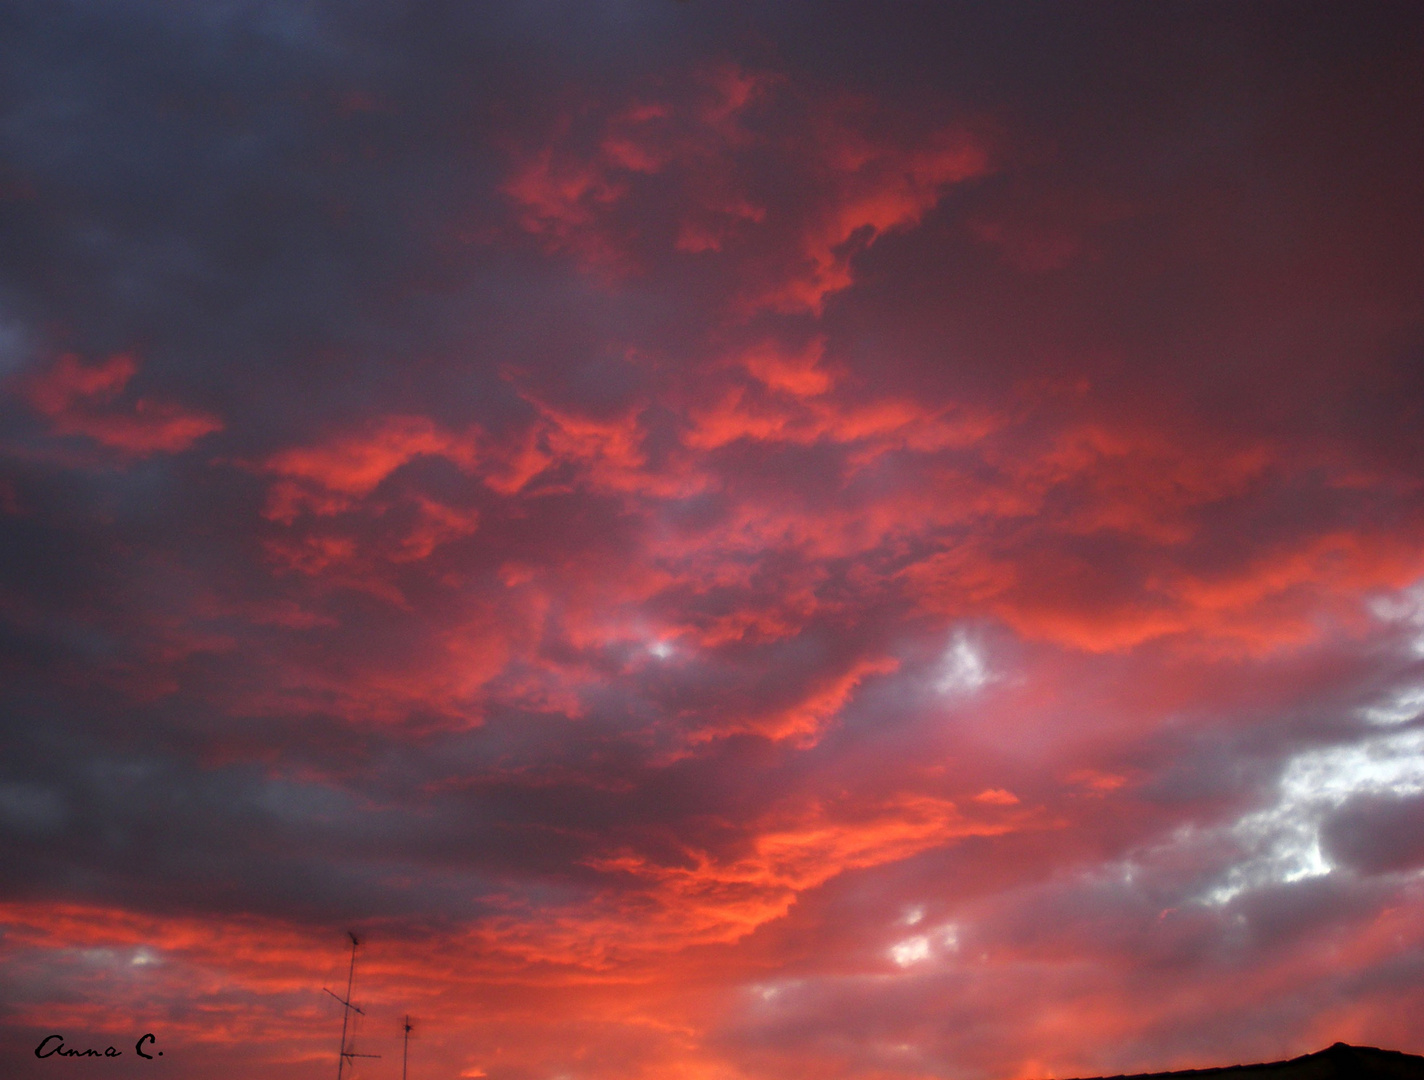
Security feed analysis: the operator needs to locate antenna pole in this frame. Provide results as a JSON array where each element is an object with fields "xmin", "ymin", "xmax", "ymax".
[
  {"xmin": 326, "ymin": 932, "xmax": 380, "ymax": 1080},
  {"xmin": 336, "ymin": 934, "xmax": 356, "ymax": 1080},
  {"xmin": 402, "ymin": 1015, "xmax": 412, "ymax": 1080}
]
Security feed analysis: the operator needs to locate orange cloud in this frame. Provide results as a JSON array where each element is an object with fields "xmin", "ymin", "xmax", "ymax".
[
  {"xmin": 969, "ymin": 526, "xmax": 1424, "ymax": 656},
  {"xmin": 536, "ymin": 793, "xmax": 1033, "ymax": 957},
  {"xmin": 891, "ymin": 423, "xmax": 1424, "ymax": 655},
  {"xmin": 698, "ymin": 654, "xmax": 901, "ymax": 745}
]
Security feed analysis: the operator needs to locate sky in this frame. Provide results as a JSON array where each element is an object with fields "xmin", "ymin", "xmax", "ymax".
[{"xmin": 1, "ymin": 2, "xmax": 1423, "ymax": 1078}]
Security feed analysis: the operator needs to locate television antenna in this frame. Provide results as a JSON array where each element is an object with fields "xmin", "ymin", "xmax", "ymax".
[
  {"xmin": 324, "ymin": 931, "xmax": 381, "ymax": 1080},
  {"xmin": 402, "ymin": 1014, "xmax": 413, "ymax": 1080}
]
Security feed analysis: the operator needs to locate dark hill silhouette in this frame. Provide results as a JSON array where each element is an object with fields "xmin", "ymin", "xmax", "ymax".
[{"xmin": 1059, "ymin": 1043, "xmax": 1424, "ymax": 1080}]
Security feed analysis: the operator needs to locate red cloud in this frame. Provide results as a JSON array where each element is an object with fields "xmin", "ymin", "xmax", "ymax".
[
  {"xmin": 689, "ymin": 654, "xmax": 902, "ymax": 745},
  {"xmin": 752, "ymin": 121, "xmax": 988, "ymax": 314},
  {"xmin": 21, "ymin": 352, "xmax": 222, "ymax": 457},
  {"xmin": 737, "ymin": 338, "xmax": 836, "ymax": 397},
  {"xmin": 408, "ymin": 792, "xmax": 1041, "ymax": 968},
  {"xmin": 8, "ymin": 12, "xmax": 1424, "ymax": 1080},
  {"xmin": 260, "ymin": 414, "xmax": 481, "ymax": 520},
  {"xmin": 910, "ymin": 509, "xmax": 1424, "ymax": 656},
  {"xmin": 684, "ymin": 341, "xmax": 997, "ymax": 460},
  {"xmin": 254, "ymin": 415, "xmax": 485, "ymax": 602},
  {"xmin": 502, "ymin": 66, "xmax": 989, "ymax": 311},
  {"xmin": 502, "ymin": 66, "xmax": 778, "ymax": 275}
]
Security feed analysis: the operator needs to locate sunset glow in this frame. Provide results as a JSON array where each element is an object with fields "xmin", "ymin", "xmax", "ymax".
[{"xmin": 2, "ymin": 4, "xmax": 1423, "ymax": 1079}]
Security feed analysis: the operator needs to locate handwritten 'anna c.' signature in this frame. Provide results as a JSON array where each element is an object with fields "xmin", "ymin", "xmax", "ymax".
[{"xmin": 34, "ymin": 1033, "xmax": 163, "ymax": 1059}]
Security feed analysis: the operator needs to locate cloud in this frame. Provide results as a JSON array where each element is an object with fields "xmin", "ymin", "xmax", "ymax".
[
  {"xmin": 1, "ymin": 4, "xmax": 1423, "ymax": 1080},
  {"xmin": 1323, "ymin": 791, "xmax": 1424, "ymax": 875},
  {"xmin": 503, "ymin": 65, "xmax": 990, "ymax": 313},
  {"xmin": 20, "ymin": 352, "xmax": 222, "ymax": 458}
]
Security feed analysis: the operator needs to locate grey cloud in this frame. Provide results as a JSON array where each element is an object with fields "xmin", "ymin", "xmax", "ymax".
[{"xmin": 1322, "ymin": 790, "xmax": 1424, "ymax": 875}]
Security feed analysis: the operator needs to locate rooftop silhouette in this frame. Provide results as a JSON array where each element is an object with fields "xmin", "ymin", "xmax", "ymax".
[{"xmin": 1060, "ymin": 1044, "xmax": 1424, "ymax": 1080}]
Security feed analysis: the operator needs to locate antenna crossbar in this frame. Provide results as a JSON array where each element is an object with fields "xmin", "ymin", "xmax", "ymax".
[{"xmin": 323, "ymin": 987, "xmax": 366, "ymax": 1013}]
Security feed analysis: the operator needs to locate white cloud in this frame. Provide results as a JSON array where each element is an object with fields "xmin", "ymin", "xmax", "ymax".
[
  {"xmin": 1358, "ymin": 683, "xmax": 1424, "ymax": 726},
  {"xmin": 935, "ymin": 630, "xmax": 989, "ymax": 694},
  {"xmin": 1369, "ymin": 581, "xmax": 1424, "ymax": 657},
  {"xmin": 1201, "ymin": 727, "xmax": 1424, "ymax": 905},
  {"xmin": 889, "ymin": 935, "xmax": 931, "ymax": 966}
]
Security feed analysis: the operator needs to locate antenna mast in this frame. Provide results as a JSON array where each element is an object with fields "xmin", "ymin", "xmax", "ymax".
[
  {"xmin": 324, "ymin": 931, "xmax": 381, "ymax": 1080},
  {"xmin": 402, "ymin": 1015, "xmax": 413, "ymax": 1080}
]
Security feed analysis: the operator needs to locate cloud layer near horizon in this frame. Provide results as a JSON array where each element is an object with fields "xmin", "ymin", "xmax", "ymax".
[{"xmin": 2, "ymin": 3, "xmax": 1423, "ymax": 1078}]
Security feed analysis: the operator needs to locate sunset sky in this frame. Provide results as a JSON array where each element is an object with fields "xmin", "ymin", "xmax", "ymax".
[{"xmin": 2, "ymin": 3, "xmax": 1424, "ymax": 1078}]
